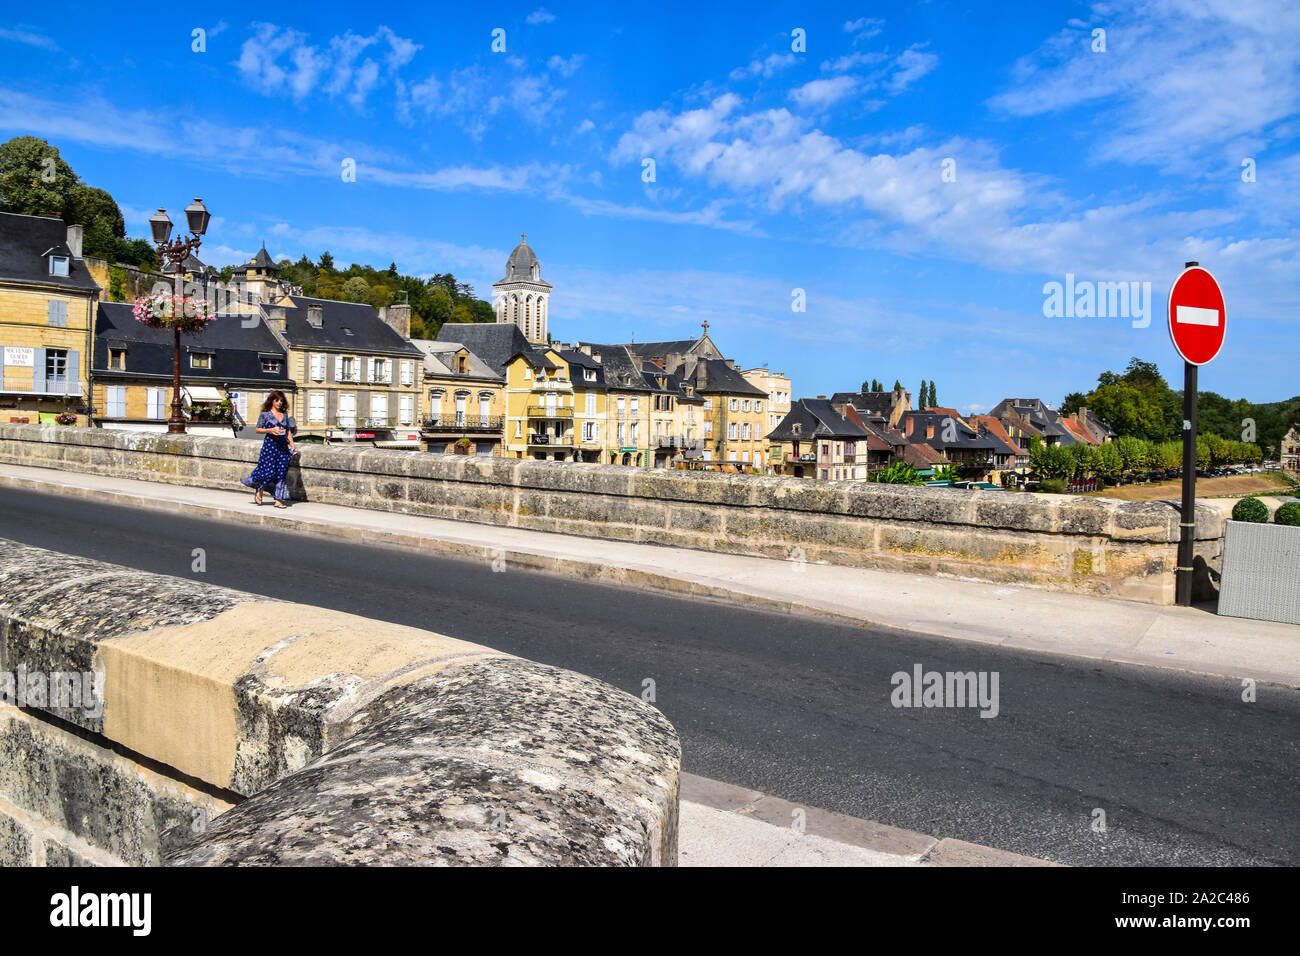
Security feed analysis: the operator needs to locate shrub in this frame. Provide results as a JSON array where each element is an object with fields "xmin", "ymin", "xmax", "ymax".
[
  {"xmin": 1274, "ymin": 502, "xmax": 1300, "ymax": 526},
  {"xmin": 1232, "ymin": 496, "xmax": 1269, "ymax": 523},
  {"xmin": 1038, "ymin": 478, "xmax": 1068, "ymax": 494},
  {"xmin": 867, "ymin": 462, "xmax": 923, "ymax": 485}
]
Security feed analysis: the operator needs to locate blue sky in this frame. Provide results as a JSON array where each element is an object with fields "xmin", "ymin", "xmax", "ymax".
[{"xmin": 2, "ymin": 1, "xmax": 1296, "ymax": 411}]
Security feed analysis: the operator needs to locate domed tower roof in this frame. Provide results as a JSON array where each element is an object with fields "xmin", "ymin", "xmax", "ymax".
[{"xmin": 502, "ymin": 233, "xmax": 542, "ymax": 282}]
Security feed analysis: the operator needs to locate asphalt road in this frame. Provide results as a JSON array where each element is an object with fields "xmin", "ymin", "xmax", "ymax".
[{"xmin": 2, "ymin": 485, "xmax": 1296, "ymax": 866}]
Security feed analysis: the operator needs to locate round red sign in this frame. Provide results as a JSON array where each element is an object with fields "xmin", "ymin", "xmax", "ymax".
[{"xmin": 1167, "ymin": 265, "xmax": 1226, "ymax": 366}]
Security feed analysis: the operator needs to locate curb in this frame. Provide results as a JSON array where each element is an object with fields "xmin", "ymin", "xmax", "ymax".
[{"xmin": 682, "ymin": 773, "xmax": 1060, "ymax": 867}]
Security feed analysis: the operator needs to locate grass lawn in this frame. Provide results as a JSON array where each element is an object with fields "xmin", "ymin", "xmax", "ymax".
[{"xmin": 1086, "ymin": 471, "xmax": 1298, "ymax": 501}]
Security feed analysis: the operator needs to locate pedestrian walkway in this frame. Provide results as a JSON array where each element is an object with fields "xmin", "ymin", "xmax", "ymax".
[{"xmin": 1, "ymin": 462, "xmax": 1297, "ymax": 687}]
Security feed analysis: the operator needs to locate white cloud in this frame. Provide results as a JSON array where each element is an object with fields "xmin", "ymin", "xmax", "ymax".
[
  {"xmin": 821, "ymin": 51, "xmax": 887, "ymax": 73},
  {"xmin": 236, "ymin": 23, "xmax": 421, "ymax": 107},
  {"xmin": 526, "ymin": 8, "xmax": 556, "ymax": 24},
  {"xmin": 547, "ymin": 54, "xmax": 585, "ymax": 77},
  {"xmin": 844, "ymin": 18, "xmax": 884, "ymax": 42},
  {"xmin": 789, "ymin": 76, "xmax": 858, "ymax": 110},
  {"xmin": 989, "ymin": 0, "xmax": 1300, "ymax": 172},
  {"xmin": 729, "ymin": 52, "xmax": 798, "ymax": 81},
  {"xmin": 576, "ymin": 118, "xmax": 596, "ymax": 134},
  {"xmin": 0, "ymin": 27, "xmax": 59, "ymax": 51},
  {"xmin": 886, "ymin": 44, "xmax": 938, "ymax": 92}
]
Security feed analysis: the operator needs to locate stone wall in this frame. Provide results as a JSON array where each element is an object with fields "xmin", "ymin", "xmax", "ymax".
[
  {"xmin": 0, "ymin": 537, "xmax": 679, "ymax": 866},
  {"xmin": 0, "ymin": 424, "xmax": 1224, "ymax": 603}
]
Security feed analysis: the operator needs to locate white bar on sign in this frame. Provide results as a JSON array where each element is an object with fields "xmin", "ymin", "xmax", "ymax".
[{"xmin": 1175, "ymin": 305, "xmax": 1220, "ymax": 326}]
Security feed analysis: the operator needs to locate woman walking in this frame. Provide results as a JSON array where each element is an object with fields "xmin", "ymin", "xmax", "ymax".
[{"xmin": 241, "ymin": 390, "xmax": 297, "ymax": 508}]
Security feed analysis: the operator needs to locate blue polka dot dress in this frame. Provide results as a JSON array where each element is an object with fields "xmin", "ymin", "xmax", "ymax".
[{"xmin": 241, "ymin": 410, "xmax": 294, "ymax": 501}]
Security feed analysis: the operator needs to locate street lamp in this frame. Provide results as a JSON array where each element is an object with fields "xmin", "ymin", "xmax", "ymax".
[{"xmin": 150, "ymin": 198, "xmax": 210, "ymax": 434}]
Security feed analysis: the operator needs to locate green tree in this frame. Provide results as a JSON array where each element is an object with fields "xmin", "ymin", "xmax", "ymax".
[
  {"xmin": 0, "ymin": 136, "xmax": 77, "ymax": 216},
  {"xmin": 1083, "ymin": 383, "xmax": 1165, "ymax": 441},
  {"xmin": 1060, "ymin": 391, "xmax": 1086, "ymax": 416},
  {"xmin": 66, "ymin": 185, "xmax": 125, "ymax": 260},
  {"xmin": 318, "ymin": 251, "xmax": 335, "ymax": 272},
  {"xmin": 340, "ymin": 276, "xmax": 370, "ymax": 302},
  {"xmin": 918, "ymin": 379, "xmax": 927, "ymax": 407}
]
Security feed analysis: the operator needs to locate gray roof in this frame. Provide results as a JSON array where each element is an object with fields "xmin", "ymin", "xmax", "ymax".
[
  {"xmin": 93, "ymin": 302, "xmax": 292, "ymax": 385},
  {"xmin": 234, "ymin": 244, "xmax": 277, "ymax": 273},
  {"xmin": 768, "ymin": 398, "xmax": 871, "ymax": 442},
  {"xmin": 0, "ymin": 212, "xmax": 100, "ymax": 292},
  {"xmin": 691, "ymin": 358, "xmax": 767, "ymax": 397},
  {"xmin": 275, "ymin": 296, "xmax": 421, "ymax": 355},
  {"xmin": 435, "ymin": 321, "xmax": 553, "ymax": 376},
  {"xmin": 498, "ymin": 236, "xmax": 552, "ymax": 287},
  {"xmin": 409, "ymin": 338, "xmax": 502, "ymax": 381},
  {"xmin": 580, "ymin": 343, "xmax": 652, "ymax": 390}
]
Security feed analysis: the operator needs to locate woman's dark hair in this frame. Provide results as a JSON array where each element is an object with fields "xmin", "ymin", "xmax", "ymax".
[{"xmin": 261, "ymin": 390, "xmax": 289, "ymax": 413}]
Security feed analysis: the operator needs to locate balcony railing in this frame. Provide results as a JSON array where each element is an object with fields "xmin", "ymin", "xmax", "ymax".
[
  {"xmin": 528, "ymin": 434, "xmax": 573, "ymax": 447},
  {"xmin": 527, "ymin": 406, "xmax": 573, "ymax": 419},
  {"xmin": 422, "ymin": 415, "xmax": 504, "ymax": 432}
]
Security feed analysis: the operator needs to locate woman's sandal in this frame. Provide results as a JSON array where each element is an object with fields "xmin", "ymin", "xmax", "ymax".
[
  {"xmin": 273, "ymin": 501, "xmax": 287, "ymax": 509},
  {"xmin": 253, "ymin": 490, "xmax": 264, "ymax": 506}
]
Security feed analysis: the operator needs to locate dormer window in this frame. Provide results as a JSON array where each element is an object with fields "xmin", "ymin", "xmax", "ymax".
[
  {"xmin": 458, "ymin": 355, "xmax": 467, "ymax": 373},
  {"xmin": 49, "ymin": 256, "xmax": 69, "ymax": 277},
  {"xmin": 584, "ymin": 368, "xmax": 596, "ymax": 382}
]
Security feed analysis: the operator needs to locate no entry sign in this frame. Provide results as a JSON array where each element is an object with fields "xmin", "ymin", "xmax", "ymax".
[{"xmin": 1168, "ymin": 265, "xmax": 1226, "ymax": 366}]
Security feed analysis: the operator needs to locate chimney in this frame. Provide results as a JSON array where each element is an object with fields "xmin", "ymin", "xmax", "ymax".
[
  {"xmin": 66, "ymin": 224, "xmax": 84, "ymax": 259},
  {"xmin": 817, "ymin": 394, "xmax": 826, "ymax": 400},
  {"xmin": 380, "ymin": 303, "xmax": 411, "ymax": 339},
  {"xmin": 269, "ymin": 306, "xmax": 287, "ymax": 331},
  {"xmin": 307, "ymin": 305, "xmax": 323, "ymax": 329}
]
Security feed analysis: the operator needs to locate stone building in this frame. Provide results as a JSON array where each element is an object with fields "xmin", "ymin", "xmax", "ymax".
[
  {"xmin": 493, "ymin": 234, "xmax": 552, "ymax": 346},
  {"xmin": 0, "ymin": 212, "xmax": 100, "ymax": 425}
]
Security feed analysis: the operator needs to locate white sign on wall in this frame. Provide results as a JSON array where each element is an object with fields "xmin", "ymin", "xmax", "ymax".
[{"xmin": 3, "ymin": 347, "xmax": 34, "ymax": 367}]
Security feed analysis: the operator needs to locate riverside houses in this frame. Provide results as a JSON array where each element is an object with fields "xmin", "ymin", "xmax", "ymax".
[
  {"xmin": 91, "ymin": 302, "xmax": 294, "ymax": 434},
  {"xmin": 0, "ymin": 212, "xmax": 100, "ymax": 425},
  {"xmin": 265, "ymin": 295, "xmax": 424, "ymax": 445}
]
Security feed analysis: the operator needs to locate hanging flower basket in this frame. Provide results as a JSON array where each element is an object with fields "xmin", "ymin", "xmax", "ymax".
[{"xmin": 131, "ymin": 292, "xmax": 216, "ymax": 334}]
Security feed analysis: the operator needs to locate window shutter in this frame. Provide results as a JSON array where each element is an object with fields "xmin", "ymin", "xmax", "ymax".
[
  {"xmin": 67, "ymin": 351, "xmax": 80, "ymax": 396},
  {"xmin": 334, "ymin": 355, "xmax": 343, "ymax": 381},
  {"xmin": 33, "ymin": 348, "xmax": 46, "ymax": 390},
  {"xmin": 366, "ymin": 357, "xmax": 375, "ymax": 383}
]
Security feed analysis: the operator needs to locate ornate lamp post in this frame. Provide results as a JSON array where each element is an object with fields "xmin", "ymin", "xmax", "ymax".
[{"xmin": 149, "ymin": 199, "xmax": 211, "ymax": 434}]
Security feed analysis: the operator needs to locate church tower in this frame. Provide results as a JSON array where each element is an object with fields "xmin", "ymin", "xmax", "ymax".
[{"xmin": 493, "ymin": 233, "xmax": 553, "ymax": 344}]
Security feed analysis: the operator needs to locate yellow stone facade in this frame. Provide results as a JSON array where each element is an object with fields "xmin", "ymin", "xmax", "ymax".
[{"xmin": 0, "ymin": 284, "xmax": 96, "ymax": 425}]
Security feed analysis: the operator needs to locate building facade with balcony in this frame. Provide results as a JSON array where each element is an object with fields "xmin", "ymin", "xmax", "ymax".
[
  {"xmin": 263, "ymin": 295, "xmax": 424, "ymax": 444},
  {"xmin": 0, "ymin": 213, "xmax": 100, "ymax": 425},
  {"xmin": 410, "ymin": 337, "xmax": 505, "ymax": 455}
]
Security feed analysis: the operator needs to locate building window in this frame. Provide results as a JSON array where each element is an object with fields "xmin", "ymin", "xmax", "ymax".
[
  {"xmin": 845, "ymin": 441, "xmax": 855, "ymax": 457},
  {"xmin": 617, "ymin": 423, "xmax": 626, "ymax": 444},
  {"xmin": 262, "ymin": 358, "xmax": 280, "ymax": 373},
  {"xmin": 373, "ymin": 358, "xmax": 388, "ymax": 383},
  {"xmin": 742, "ymin": 400, "xmax": 750, "ymax": 412},
  {"xmin": 399, "ymin": 394, "xmax": 414, "ymax": 425},
  {"xmin": 338, "ymin": 393, "xmax": 356, "ymax": 427},
  {"xmin": 729, "ymin": 398, "xmax": 738, "ymax": 412},
  {"xmin": 728, "ymin": 422, "xmax": 738, "ymax": 440},
  {"xmin": 480, "ymin": 394, "xmax": 491, "ymax": 423},
  {"xmin": 742, "ymin": 423, "xmax": 751, "ymax": 440},
  {"xmin": 341, "ymin": 356, "xmax": 356, "ymax": 381},
  {"xmin": 703, "ymin": 397, "xmax": 712, "ymax": 410},
  {"xmin": 106, "ymin": 386, "xmax": 126, "ymax": 418},
  {"xmin": 585, "ymin": 392, "xmax": 596, "ymax": 415},
  {"xmin": 401, "ymin": 361, "xmax": 414, "ymax": 386},
  {"xmin": 429, "ymin": 390, "xmax": 443, "ymax": 419},
  {"xmin": 310, "ymin": 353, "xmax": 325, "ymax": 381},
  {"xmin": 191, "ymin": 352, "xmax": 212, "ymax": 369},
  {"xmin": 45, "ymin": 349, "xmax": 68, "ymax": 389},
  {"xmin": 109, "ymin": 348, "xmax": 126, "ymax": 370},
  {"xmin": 371, "ymin": 392, "xmax": 389, "ymax": 424},
  {"xmin": 309, "ymin": 391, "xmax": 326, "ymax": 423},
  {"xmin": 147, "ymin": 387, "xmax": 167, "ymax": 419},
  {"xmin": 47, "ymin": 300, "xmax": 67, "ymax": 327},
  {"xmin": 821, "ymin": 443, "xmax": 829, "ymax": 456},
  {"xmin": 585, "ymin": 368, "xmax": 596, "ymax": 381},
  {"xmin": 515, "ymin": 420, "xmax": 522, "ymax": 438},
  {"xmin": 756, "ymin": 401, "xmax": 763, "ymax": 413},
  {"xmin": 49, "ymin": 256, "xmax": 69, "ymax": 277},
  {"xmin": 705, "ymin": 421, "xmax": 713, "ymax": 437}
]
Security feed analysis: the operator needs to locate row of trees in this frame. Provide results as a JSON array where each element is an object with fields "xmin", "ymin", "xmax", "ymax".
[
  {"xmin": 1029, "ymin": 433, "xmax": 1263, "ymax": 481},
  {"xmin": 267, "ymin": 254, "xmax": 495, "ymax": 339},
  {"xmin": 0, "ymin": 136, "xmax": 156, "ymax": 268},
  {"xmin": 857, "ymin": 378, "xmax": 939, "ymax": 409},
  {"xmin": 1062, "ymin": 357, "xmax": 1298, "ymax": 458}
]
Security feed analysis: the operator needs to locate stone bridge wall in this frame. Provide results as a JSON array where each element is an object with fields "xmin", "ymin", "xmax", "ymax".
[
  {"xmin": 0, "ymin": 424, "xmax": 1224, "ymax": 604},
  {"xmin": 0, "ymin": 538, "xmax": 679, "ymax": 866}
]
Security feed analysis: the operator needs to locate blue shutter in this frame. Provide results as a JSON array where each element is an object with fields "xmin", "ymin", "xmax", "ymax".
[
  {"xmin": 67, "ymin": 351, "xmax": 79, "ymax": 397},
  {"xmin": 33, "ymin": 348, "xmax": 46, "ymax": 391}
]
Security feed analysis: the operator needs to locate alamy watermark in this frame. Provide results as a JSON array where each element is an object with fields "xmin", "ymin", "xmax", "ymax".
[
  {"xmin": 1, "ymin": 666, "xmax": 104, "ymax": 718},
  {"xmin": 1042, "ymin": 274, "xmax": 1152, "ymax": 328},
  {"xmin": 890, "ymin": 664, "xmax": 999, "ymax": 718}
]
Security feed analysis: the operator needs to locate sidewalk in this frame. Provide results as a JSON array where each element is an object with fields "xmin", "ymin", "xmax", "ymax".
[
  {"xmin": 679, "ymin": 774, "xmax": 1057, "ymax": 867},
  {"xmin": 1, "ymin": 462, "xmax": 1297, "ymax": 687}
]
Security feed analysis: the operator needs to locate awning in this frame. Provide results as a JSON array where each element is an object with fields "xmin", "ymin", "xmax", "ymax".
[{"xmin": 183, "ymin": 386, "xmax": 225, "ymax": 403}]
